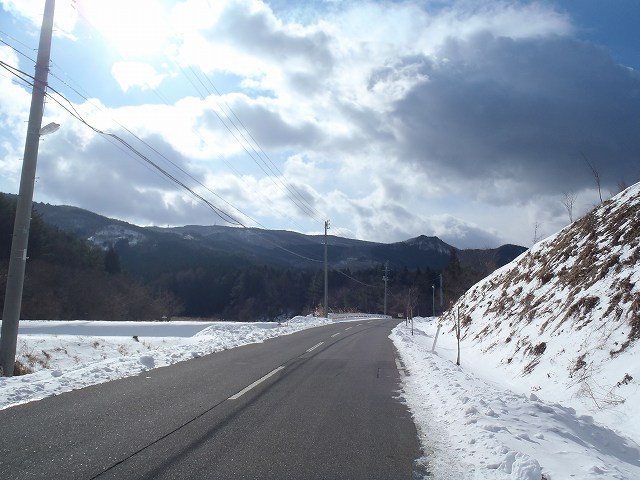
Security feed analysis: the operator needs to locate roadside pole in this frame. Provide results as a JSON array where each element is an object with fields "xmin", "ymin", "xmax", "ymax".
[
  {"xmin": 431, "ymin": 323, "xmax": 441, "ymax": 352},
  {"xmin": 0, "ymin": 0, "xmax": 55, "ymax": 377},
  {"xmin": 456, "ymin": 305, "xmax": 461, "ymax": 366},
  {"xmin": 323, "ymin": 220, "xmax": 329, "ymax": 318}
]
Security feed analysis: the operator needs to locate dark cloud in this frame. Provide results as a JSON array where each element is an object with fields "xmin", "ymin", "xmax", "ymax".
[
  {"xmin": 35, "ymin": 127, "xmax": 219, "ymax": 225},
  {"xmin": 391, "ymin": 33, "xmax": 640, "ymax": 201},
  {"xmin": 198, "ymin": 101, "xmax": 323, "ymax": 150},
  {"xmin": 207, "ymin": 0, "xmax": 333, "ymax": 93}
]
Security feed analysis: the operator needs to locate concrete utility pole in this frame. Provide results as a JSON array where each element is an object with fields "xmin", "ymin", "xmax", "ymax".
[
  {"xmin": 382, "ymin": 262, "xmax": 389, "ymax": 316},
  {"xmin": 0, "ymin": 0, "xmax": 55, "ymax": 377},
  {"xmin": 432, "ymin": 285, "xmax": 435, "ymax": 316},
  {"xmin": 323, "ymin": 220, "xmax": 330, "ymax": 318}
]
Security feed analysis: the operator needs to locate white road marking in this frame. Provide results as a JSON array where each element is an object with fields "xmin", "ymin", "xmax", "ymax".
[
  {"xmin": 345, "ymin": 327, "xmax": 353, "ymax": 331},
  {"xmin": 306, "ymin": 342, "xmax": 324, "ymax": 353},
  {"xmin": 331, "ymin": 332, "xmax": 341, "ymax": 338},
  {"xmin": 229, "ymin": 366, "xmax": 285, "ymax": 400}
]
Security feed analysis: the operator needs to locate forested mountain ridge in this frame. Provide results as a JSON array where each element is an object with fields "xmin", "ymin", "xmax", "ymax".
[
  {"xmin": 31, "ymin": 200, "xmax": 525, "ymax": 273},
  {"xmin": 1, "ymin": 195, "xmax": 526, "ymax": 320},
  {"xmin": 0, "ymin": 195, "xmax": 177, "ymax": 321}
]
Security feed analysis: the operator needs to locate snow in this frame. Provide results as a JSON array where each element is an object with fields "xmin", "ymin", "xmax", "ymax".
[
  {"xmin": 0, "ymin": 316, "xmax": 640, "ymax": 480},
  {"xmin": 88, "ymin": 224, "xmax": 146, "ymax": 247},
  {"xmin": 0, "ymin": 315, "xmax": 341, "ymax": 410},
  {"xmin": 2, "ymin": 313, "xmax": 639, "ymax": 478},
  {"xmin": 2, "ymin": 185, "xmax": 637, "ymax": 478},
  {"xmin": 388, "ymin": 184, "xmax": 640, "ymax": 479},
  {"xmin": 391, "ymin": 317, "xmax": 640, "ymax": 480}
]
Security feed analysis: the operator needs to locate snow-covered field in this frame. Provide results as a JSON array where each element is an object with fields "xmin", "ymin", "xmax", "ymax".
[
  {"xmin": 392, "ymin": 317, "xmax": 640, "ymax": 480},
  {"xmin": 2, "ymin": 315, "xmax": 639, "ymax": 479}
]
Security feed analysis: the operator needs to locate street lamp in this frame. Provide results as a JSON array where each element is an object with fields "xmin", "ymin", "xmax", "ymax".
[{"xmin": 40, "ymin": 122, "xmax": 60, "ymax": 135}]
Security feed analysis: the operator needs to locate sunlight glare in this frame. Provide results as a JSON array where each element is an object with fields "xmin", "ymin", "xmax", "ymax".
[{"xmin": 78, "ymin": 0, "xmax": 172, "ymax": 58}]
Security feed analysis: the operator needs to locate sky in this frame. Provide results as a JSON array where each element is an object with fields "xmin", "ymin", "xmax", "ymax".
[{"xmin": 0, "ymin": 0, "xmax": 639, "ymax": 249}]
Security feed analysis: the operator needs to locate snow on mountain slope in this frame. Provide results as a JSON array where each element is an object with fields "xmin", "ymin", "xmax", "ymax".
[
  {"xmin": 88, "ymin": 224, "xmax": 147, "ymax": 248},
  {"xmin": 440, "ymin": 182, "xmax": 640, "ymax": 441}
]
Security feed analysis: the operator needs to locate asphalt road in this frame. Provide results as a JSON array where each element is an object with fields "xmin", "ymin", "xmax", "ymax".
[{"xmin": 0, "ymin": 318, "xmax": 424, "ymax": 479}]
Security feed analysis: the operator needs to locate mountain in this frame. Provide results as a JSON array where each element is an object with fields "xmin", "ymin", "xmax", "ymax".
[
  {"xmin": 31, "ymin": 201, "xmax": 526, "ymax": 275},
  {"xmin": 440, "ymin": 182, "xmax": 640, "ymax": 440}
]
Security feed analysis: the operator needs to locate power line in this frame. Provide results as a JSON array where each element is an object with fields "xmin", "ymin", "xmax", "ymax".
[
  {"xmin": 47, "ymin": 85, "xmax": 326, "ymax": 266},
  {"xmin": 334, "ymin": 268, "xmax": 383, "ymax": 288},
  {"xmin": 42, "ymin": 63, "xmax": 262, "ymax": 227},
  {"xmin": 181, "ymin": 66, "xmax": 325, "ymax": 223},
  {"xmin": 1, "ymin": 55, "xmax": 328, "ymax": 264},
  {"xmin": 200, "ymin": 72, "xmax": 326, "ymax": 223},
  {"xmin": 201, "ymin": 68, "xmax": 323, "ymax": 221},
  {"xmin": 3, "ymin": 6, "xmax": 327, "ymax": 227},
  {"xmin": 0, "ymin": 58, "xmax": 242, "ymax": 225},
  {"xmin": 45, "ymin": 64, "xmax": 327, "ymax": 263},
  {"xmin": 0, "ymin": 30, "xmax": 38, "ymax": 63},
  {"xmin": 47, "ymin": 50, "xmax": 317, "ymax": 233}
]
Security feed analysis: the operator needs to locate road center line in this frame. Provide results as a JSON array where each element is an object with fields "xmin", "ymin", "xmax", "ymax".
[
  {"xmin": 331, "ymin": 332, "xmax": 341, "ymax": 338},
  {"xmin": 306, "ymin": 342, "xmax": 324, "ymax": 353},
  {"xmin": 345, "ymin": 327, "xmax": 353, "ymax": 331},
  {"xmin": 229, "ymin": 366, "xmax": 285, "ymax": 400}
]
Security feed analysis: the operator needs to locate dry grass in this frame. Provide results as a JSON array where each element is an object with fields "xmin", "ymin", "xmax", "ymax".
[
  {"xmin": 532, "ymin": 342, "xmax": 547, "ymax": 355},
  {"xmin": 523, "ymin": 359, "xmax": 540, "ymax": 375},
  {"xmin": 13, "ymin": 360, "xmax": 34, "ymax": 376},
  {"xmin": 444, "ymin": 185, "xmax": 639, "ymax": 383},
  {"xmin": 571, "ymin": 353, "xmax": 587, "ymax": 377},
  {"xmin": 19, "ymin": 347, "xmax": 51, "ymax": 371},
  {"xmin": 610, "ymin": 291, "xmax": 640, "ymax": 357}
]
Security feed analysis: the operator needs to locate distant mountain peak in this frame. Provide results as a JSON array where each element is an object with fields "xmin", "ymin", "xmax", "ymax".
[
  {"xmin": 24, "ymin": 197, "xmax": 524, "ymax": 272},
  {"xmin": 403, "ymin": 235, "xmax": 452, "ymax": 254}
]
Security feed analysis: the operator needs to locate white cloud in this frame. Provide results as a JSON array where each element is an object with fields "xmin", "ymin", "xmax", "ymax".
[
  {"xmin": 1, "ymin": 0, "xmax": 639, "ymax": 250},
  {"xmin": 111, "ymin": 62, "xmax": 167, "ymax": 92}
]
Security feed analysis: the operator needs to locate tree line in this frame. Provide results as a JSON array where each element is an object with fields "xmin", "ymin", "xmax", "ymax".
[
  {"xmin": 0, "ymin": 194, "xmax": 177, "ymax": 320},
  {"xmin": 1, "ymin": 193, "xmax": 498, "ymax": 321},
  {"xmin": 145, "ymin": 247, "xmax": 486, "ymax": 320}
]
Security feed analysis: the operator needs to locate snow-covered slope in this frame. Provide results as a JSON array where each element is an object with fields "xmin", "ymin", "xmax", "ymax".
[{"xmin": 440, "ymin": 182, "xmax": 640, "ymax": 440}]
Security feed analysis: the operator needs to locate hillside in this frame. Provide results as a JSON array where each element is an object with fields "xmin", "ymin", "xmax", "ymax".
[
  {"xmin": 440, "ymin": 182, "xmax": 640, "ymax": 441},
  {"xmin": 4, "ymin": 197, "xmax": 526, "ymax": 319},
  {"xmin": 30, "ymin": 199, "xmax": 526, "ymax": 274}
]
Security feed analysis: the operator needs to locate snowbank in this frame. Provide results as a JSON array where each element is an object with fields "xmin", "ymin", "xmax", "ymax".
[
  {"xmin": 392, "ymin": 317, "xmax": 640, "ymax": 480},
  {"xmin": 0, "ymin": 315, "xmax": 333, "ymax": 410}
]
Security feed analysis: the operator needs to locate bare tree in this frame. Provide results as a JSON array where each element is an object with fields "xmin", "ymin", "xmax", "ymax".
[
  {"xmin": 561, "ymin": 191, "xmax": 577, "ymax": 223},
  {"xmin": 610, "ymin": 180, "xmax": 629, "ymax": 197},
  {"xmin": 582, "ymin": 153, "xmax": 603, "ymax": 204},
  {"xmin": 405, "ymin": 285, "xmax": 418, "ymax": 319},
  {"xmin": 533, "ymin": 221, "xmax": 542, "ymax": 244}
]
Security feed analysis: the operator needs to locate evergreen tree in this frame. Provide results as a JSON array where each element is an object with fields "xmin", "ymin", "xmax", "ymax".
[
  {"xmin": 443, "ymin": 249, "xmax": 464, "ymax": 305},
  {"xmin": 104, "ymin": 246, "xmax": 121, "ymax": 274}
]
